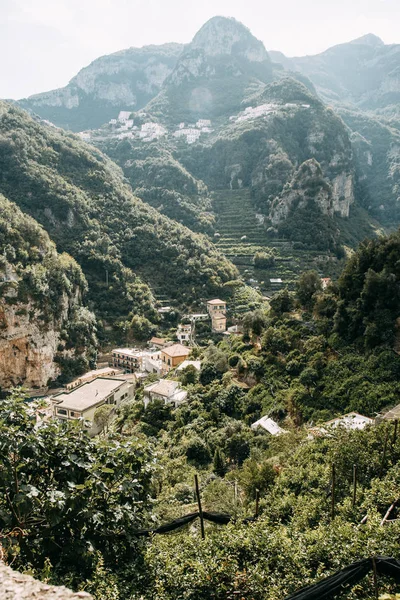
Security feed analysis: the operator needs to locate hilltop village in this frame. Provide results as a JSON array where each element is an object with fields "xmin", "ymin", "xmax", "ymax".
[{"xmin": 77, "ymin": 100, "xmax": 310, "ymax": 144}]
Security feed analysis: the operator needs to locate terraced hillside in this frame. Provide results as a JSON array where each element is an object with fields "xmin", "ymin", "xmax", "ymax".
[{"xmin": 212, "ymin": 189, "xmax": 341, "ymax": 293}]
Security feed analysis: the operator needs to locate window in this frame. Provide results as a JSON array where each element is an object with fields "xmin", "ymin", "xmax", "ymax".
[
  {"xmin": 57, "ymin": 408, "xmax": 67, "ymax": 416},
  {"xmin": 70, "ymin": 411, "xmax": 81, "ymax": 418}
]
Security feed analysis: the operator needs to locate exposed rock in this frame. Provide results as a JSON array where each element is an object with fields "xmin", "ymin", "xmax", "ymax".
[
  {"xmin": 0, "ymin": 561, "xmax": 92, "ymax": 599},
  {"xmin": 270, "ymin": 159, "xmax": 334, "ymax": 225}
]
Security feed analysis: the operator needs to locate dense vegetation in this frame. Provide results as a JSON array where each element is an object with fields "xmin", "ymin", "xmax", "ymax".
[
  {"xmin": 0, "ymin": 194, "xmax": 97, "ymax": 376},
  {"xmin": 0, "ymin": 101, "xmax": 237, "ymax": 327},
  {"xmin": 1, "ymin": 229, "xmax": 400, "ymax": 598}
]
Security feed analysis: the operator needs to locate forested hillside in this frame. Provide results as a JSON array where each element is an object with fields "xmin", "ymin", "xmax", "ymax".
[
  {"xmin": 1, "ymin": 230, "xmax": 400, "ymax": 598},
  {"xmin": 0, "ymin": 194, "xmax": 97, "ymax": 387},
  {"xmin": 0, "ymin": 101, "xmax": 238, "ymax": 327}
]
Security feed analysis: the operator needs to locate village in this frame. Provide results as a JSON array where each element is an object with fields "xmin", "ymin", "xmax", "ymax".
[
  {"xmin": 77, "ymin": 99, "xmax": 310, "ymax": 145},
  {"xmin": 27, "ymin": 292, "xmax": 398, "ymax": 443}
]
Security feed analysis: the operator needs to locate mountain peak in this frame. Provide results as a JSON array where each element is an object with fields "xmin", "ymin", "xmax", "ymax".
[
  {"xmin": 349, "ymin": 33, "xmax": 384, "ymax": 47},
  {"xmin": 190, "ymin": 16, "xmax": 269, "ymax": 62}
]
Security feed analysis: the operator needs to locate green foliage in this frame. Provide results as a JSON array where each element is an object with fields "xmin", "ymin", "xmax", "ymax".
[
  {"xmin": 254, "ymin": 251, "xmax": 275, "ymax": 269},
  {"xmin": 296, "ymin": 270, "xmax": 322, "ymax": 308},
  {"xmin": 0, "ymin": 102, "xmax": 237, "ymax": 325},
  {"xmin": 0, "ymin": 392, "xmax": 154, "ymax": 590}
]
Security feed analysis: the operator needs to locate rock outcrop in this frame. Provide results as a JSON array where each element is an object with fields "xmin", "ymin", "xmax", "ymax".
[
  {"xmin": 0, "ymin": 561, "xmax": 92, "ymax": 600},
  {"xmin": 19, "ymin": 44, "xmax": 183, "ymax": 131}
]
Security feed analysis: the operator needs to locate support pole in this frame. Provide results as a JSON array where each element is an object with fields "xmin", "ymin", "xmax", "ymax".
[
  {"xmin": 393, "ymin": 420, "xmax": 398, "ymax": 447},
  {"xmin": 379, "ymin": 429, "xmax": 389, "ymax": 478},
  {"xmin": 255, "ymin": 489, "xmax": 260, "ymax": 518},
  {"xmin": 372, "ymin": 557, "xmax": 379, "ymax": 600},
  {"xmin": 194, "ymin": 474, "xmax": 205, "ymax": 540},
  {"xmin": 331, "ymin": 463, "xmax": 336, "ymax": 521},
  {"xmin": 352, "ymin": 464, "xmax": 357, "ymax": 508}
]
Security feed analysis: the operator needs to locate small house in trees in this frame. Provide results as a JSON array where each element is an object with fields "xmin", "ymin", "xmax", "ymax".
[
  {"xmin": 324, "ymin": 412, "xmax": 374, "ymax": 430},
  {"xmin": 177, "ymin": 323, "xmax": 192, "ymax": 344},
  {"xmin": 161, "ymin": 343, "xmax": 191, "ymax": 373},
  {"xmin": 143, "ymin": 379, "xmax": 187, "ymax": 408},
  {"xmin": 251, "ymin": 416, "xmax": 286, "ymax": 436}
]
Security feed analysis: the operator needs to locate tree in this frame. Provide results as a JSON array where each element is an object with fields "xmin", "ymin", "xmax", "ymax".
[
  {"xmin": 0, "ymin": 392, "xmax": 154, "ymax": 586},
  {"xmin": 180, "ymin": 364, "xmax": 198, "ymax": 386},
  {"xmin": 130, "ymin": 315, "xmax": 157, "ymax": 341},
  {"xmin": 254, "ymin": 251, "xmax": 275, "ymax": 269},
  {"xmin": 94, "ymin": 404, "xmax": 114, "ymax": 433},
  {"xmin": 296, "ymin": 270, "xmax": 322, "ymax": 309},
  {"xmin": 269, "ymin": 288, "xmax": 294, "ymax": 315},
  {"xmin": 213, "ymin": 448, "xmax": 227, "ymax": 477}
]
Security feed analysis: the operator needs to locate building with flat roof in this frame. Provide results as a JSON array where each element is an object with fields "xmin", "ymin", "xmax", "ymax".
[
  {"xmin": 111, "ymin": 348, "xmax": 161, "ymax": 373},
  {"xmin": 251, "ymin": 416, "xmax": 286, "ymax": 436},
  {"xmin": 66, "ymin": 367, "xmax": 123, "ymax": 390},
  {"xmin": 176, "ymin": 360, "xmax": 201, "ymax": 372},
  {"xmin": 52, "ymin": 378, "xmax": 134, "ymax": 435}
]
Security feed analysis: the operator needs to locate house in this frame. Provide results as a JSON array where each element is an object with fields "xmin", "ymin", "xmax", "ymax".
[
  {"xmin": 109, "ymin": 119, "xmax": 117, "ymax": 125},
  {"xmin": 196, "ymin": 119, "xmax": 211, "ymax": 128},
  {"xmin": 111, "ymin": 348, "xmax": 161, "ymax": 373},
  {"xmin": 207, "ymin": 299, "xmax": 226, "ymax": 315},
  {"xmin": 324, "ymin": 412, "xmax": 374, "ymax": 431},
  {"xmin": 251, "ymin": 416, "xmax": 286, "ymax": 436},
  {"xmin": 118, "ymin": 111, "xmax": 131, "ymax": 122},
  {"xmin": 176, "ymin": 360, "xmax": 201, "ymax": 372},
  {"xmin": 149, "ymin": 337, "xmax": 168, "ymax": 350},
  {"xmin": 143, "ymin": 354, "xmax": 163, "ymax": 375},
  {"xmin": 177, "ymin": 323, "xmax": 192, "ymax": 344},
  {"xmin": 111, "ymin": 348, "xmax": 142, "ymax": 372},
  {"xmin": 52, "ymin": 378, "xmax": 134, "ymax": 435},
  {"xmin": 66, "ymin": 367, "xmax": 123, "ymax": 390},
  {"xmin": 161, "ymin": 343, "xmax": 191, "ymax": 373},
  {"xmin": 187, "ymin": 313, "xmax": 209, "ymax": 322},
  {"xmin": 270, "ymin": 278, "xmax": 283, "ymax": 284},
  {"xmin": 211, "ymin": 313, "xmax": 227, "ymax": 333},
  {"xmin": 143, "ymin": 379, "xmax": 188, "ymax": 408},
  {"xmin": 380, "ymin": 404, "xmax": 400, "ymax": 421}
]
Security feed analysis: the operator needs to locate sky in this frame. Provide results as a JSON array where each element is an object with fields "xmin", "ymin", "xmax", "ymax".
[{"xmin": 1, "ymin": 0, "xmax": 399, "ymax": 99}]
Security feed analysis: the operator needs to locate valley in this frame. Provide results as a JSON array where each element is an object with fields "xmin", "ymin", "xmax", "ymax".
[{"xmin": 1, "ymin": 11, "xmax": 400, "ymax": 600}]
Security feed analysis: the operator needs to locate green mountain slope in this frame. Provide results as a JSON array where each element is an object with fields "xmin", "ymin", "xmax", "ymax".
[
  {"xmin": 0, "ymin": 101, "xmax": 237, "ymax": 324},
  {"xmin": 0, "ymin": 194, "xmax": 97, "ymax": 387}
]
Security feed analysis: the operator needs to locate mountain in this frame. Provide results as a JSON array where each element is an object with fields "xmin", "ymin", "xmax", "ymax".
[
  {"xmin": 140, "ymin": 17, "xmax": 273, "ymax": 123},
  {"xmin": 339, "ymin": 108, "xmax": 400, "ymax": 224},
  {"xmin": 270, "ymin": 34, "xmax": 400, "ymax": 112},
  {"xmin": 0, "ymin": 194, "xmax": 97, "ymax": 388},
  {"xmin": 0, "ymin": 101, "xmax": 237, "ymax": 329},
  {"xmin": 18, "ymin": 43, "xmax": 184, "ymax": 131}
]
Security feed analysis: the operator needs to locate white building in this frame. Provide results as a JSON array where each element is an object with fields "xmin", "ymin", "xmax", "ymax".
[
  {"xmin": 53, "ymin": 378, "xmax": 134, "ymax": 435},
  {"xmin": 196, "ymin": 119, "xmax": 211, "ymax": 128},
  {"xmin": 66, "ymin": 367, "xmax": 123, "ymax": 390},
  {"xmin": 118, "ymin": 111, "xmax": 131, "ymax": 122},
  {"xmin": 177, "ymin": 323, "xmax": 192, "ymax": 344},
  {"xmin": 324, "ymin": 412, "xmax": 374, "ymax": 431},
  {"xmin": 143, "ymin": 379, "xmax": 188, "ymax": 409},
  {"xmin": 109, "ymin": 119, "xmax": 117, "ymax": 125},
  {"xmin": 251, "ymin": 416, "xmax": 286, "ymax": 436},
  {"xmin": 111, "ymin": 348, "xmax": 161, "ymax": 373},
  {"xmin": 176, "ymin": 360, "xmax": 201, "ymax": 372}
]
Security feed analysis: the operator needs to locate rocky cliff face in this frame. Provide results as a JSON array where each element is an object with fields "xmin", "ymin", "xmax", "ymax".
[
  {"xmin": 1, "ymin": 290, "xmax": 67, "ymax": 389},
  {"xmin": 147, "ymin": 17, "xmax": 273, "ymax": 121},
  {"xmin": 270, "ymin": 159, "xmax": 334, "ymax": 225},
  {"xmin": 19, "ymin": 44, "xmax": 183, "ymax": 131},
  {"xmin": 0, "ymin": 195, "xmax": 97, "ymax": 390}
]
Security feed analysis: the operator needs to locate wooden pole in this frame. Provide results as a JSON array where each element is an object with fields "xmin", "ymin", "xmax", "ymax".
[
  {"xmin": 380, "ymin": 498, "xmax": 399, "ymax": 526},
  {"xmin": 331, "ymin": 463, "xmax": 336, "ymax": 521},
  {"xmin": 392, "ymin": 420, "xmax": 398, "ymax": 447},
  {"xmin": 379, "ymin": 429, "xmax": 389, "ymax": 478},
  {"xmin": 352, "ymin": 464, "xmax": 357, "ymax": 508},
  {"xmin": 371, "ymin": 557, "xmax": 379, "ymax": 600},
  {"xmin": 255, "ymin": 489, "xmax": 260, "ymax": 518},
  {"xmin": 194, "ymin": 474, "xmax": 205, "ymax": 540}
]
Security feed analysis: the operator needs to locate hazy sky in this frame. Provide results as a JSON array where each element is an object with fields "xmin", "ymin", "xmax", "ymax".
[{"xmin": 1, "ymin": 0, "xmax": 399, "ymax": 99}]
